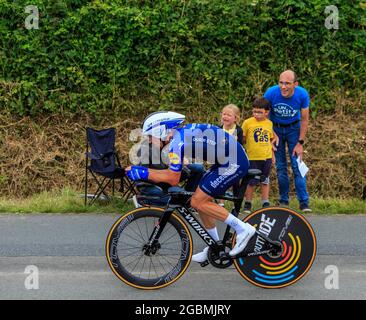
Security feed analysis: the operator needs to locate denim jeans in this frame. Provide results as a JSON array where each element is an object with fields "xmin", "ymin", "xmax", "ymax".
[
  {"xmin": 138, "ymin": 185, "xmax": 171, "ymax": 207},
  {"xmin": 274, "ymin": 122, "xmax": 309, "ymax": 206},
  {"xmin": 139, "ymin": 164, "xmax": 206, "ymax": 207}
]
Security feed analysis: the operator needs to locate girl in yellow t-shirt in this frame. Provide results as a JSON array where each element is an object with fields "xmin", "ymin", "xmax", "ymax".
[{"xmin": 241, "ymin": 98, "xmax": 275, "ymax": 213}]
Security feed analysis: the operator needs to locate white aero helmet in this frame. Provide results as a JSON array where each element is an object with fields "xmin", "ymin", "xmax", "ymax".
[{"xmin": 142, "ymin": 111, "xmax": 185, "ymax": 140}]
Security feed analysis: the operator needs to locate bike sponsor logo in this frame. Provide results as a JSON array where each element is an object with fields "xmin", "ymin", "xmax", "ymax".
[
  {"xmin": 279, "ymin": 215, "xmax": 293, "ymax": 241},
  {"xmin": 178, "ymin": 208, "xmax": 215, "ymax": 245},
  {"xmin": 148, "ymin": 224, "xmax": 161, "ymax": 246},
  {"xmin": 209, "ymin": 164, "xmax": 240, "ymax": 189},
  {"xmin": 254, "ymin": 214, "xmax": 277, "ymax": 253},
  {"xmin": 180, "ymin": 229, "xmax": 190, "ymax": 260},
  {"xmin": 111, "ymin": 214, "xmax": 135, "ymax": 265},
  {"xmin": 110, "ymin": 237, "xmax": 119, "ymax": 267},
  {"xmin": 168, "ymin": 152, "xmax": 181, "ymax": 165},
  {"xmin": 117, "ymin": 214, "xmax": 135, "ymax": 236},
  {"xmin": 192, "ymin": 137, "xmax": 217, "ymax": 146},
  {"xmin": 163, "ymin": 262, "xmax": 182, "ymax": 284}
]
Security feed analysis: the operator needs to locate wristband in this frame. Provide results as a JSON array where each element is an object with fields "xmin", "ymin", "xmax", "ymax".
[
  {"xmin": 298, "ymin": 139, "xmax": 304, "ymax": 145},
  {"xmin": 127, "ymin": 166, "xmax": 149, "ymax": 181}
]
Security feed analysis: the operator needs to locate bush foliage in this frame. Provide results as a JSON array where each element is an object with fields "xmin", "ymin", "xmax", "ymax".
[{"xmin": 0, "ymin": 0, "xmax": 365, "ymax": 117}]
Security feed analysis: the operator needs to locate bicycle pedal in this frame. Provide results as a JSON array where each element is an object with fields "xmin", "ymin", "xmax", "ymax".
[{"xmin": 200, "ymin": 260, "xmax": 209, "ymax": 267}]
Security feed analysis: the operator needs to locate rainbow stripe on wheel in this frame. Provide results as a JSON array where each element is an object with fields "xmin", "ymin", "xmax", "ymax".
[
  {"xmin": 239, "ymin": 233, "xmax": 302, "ymax": 285},
  {"xmin": 234, "ymin": 207, "xmax": 317, "ymax": 289}
]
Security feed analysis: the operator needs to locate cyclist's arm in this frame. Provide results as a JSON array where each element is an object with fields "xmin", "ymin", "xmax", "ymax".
[{"xmin": 148, "ymin": 168, "xmax": 181, "ymax": 186}]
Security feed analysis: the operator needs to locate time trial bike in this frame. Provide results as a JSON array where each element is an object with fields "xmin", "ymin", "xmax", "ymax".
[{"xmin": 106, "ymin": 169, "xmax": 317, "ymax": 290}]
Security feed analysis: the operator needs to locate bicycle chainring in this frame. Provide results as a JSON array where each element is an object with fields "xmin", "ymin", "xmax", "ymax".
[{"xmin": 207, "ymin": 244, "xmax": 233, "ymax": 269}]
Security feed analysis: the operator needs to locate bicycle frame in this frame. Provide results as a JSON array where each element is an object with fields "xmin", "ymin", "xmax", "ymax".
[{"xmin": 145, "ymin": 170, "xmax": 280, "ymax": 260}]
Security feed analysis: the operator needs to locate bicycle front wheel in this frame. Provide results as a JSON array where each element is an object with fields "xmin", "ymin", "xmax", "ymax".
[
  {"xmin": 106, "ymin": 207, "xmax": 193, "ymax": 290},
  {"xmin": 234, "ymin": 207, "xmax": 317, "ymax": 289}
]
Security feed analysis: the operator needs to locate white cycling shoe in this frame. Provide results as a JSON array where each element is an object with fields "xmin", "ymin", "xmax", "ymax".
[
  {"xmin": 192, "ymin": 246, "xmax": 209, "ymax": 263},
  {"xmin": 229, "ymin": 224, "xmax": 256, "ymax": 257}
]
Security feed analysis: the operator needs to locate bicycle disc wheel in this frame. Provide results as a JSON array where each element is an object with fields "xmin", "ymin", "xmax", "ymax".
[
  {"xmin": 234, "ymin": 207, "xmax": 317, "ymax": 289},
  {"xmin": 106, "ymin": 207, "xmax": 193, "ymax": 290}
]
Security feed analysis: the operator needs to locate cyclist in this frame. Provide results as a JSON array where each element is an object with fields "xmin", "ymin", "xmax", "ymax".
[
  {"xmin": 134, "ymin": 124, "xmax": 206, "ymax": 207},
  {"xmin": 126, "ymin": 111, "xmax": 256, "ymax": 263}
]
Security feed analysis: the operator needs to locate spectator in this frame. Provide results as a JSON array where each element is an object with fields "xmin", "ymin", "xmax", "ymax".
[
  {"xmin": 219, "ymin": 104, "xmax": 244, "ymax": 205},
  {"xmin": 220, "ymin": 104, "xmax": 244, "ymax": 145},
  {"xmin": 241, "ymin": 98, "xmax": 275, "ymax": 213},
  {"xmin": 264, "ymin": 70, "xmax": 312, "ymax": 212}
]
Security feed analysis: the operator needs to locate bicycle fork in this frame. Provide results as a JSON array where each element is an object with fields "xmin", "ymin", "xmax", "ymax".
[{"xmin": 143, "ymin": 208, "xmax": 175, "ymax": 256}]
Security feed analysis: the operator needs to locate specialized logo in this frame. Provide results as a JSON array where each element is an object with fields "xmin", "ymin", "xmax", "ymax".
[{"xmin": 178, "ymin": 208, "xmax": 215, "ymax": 245}]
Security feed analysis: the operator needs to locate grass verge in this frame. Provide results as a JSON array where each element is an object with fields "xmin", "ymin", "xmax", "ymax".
[
  {"xmin": 0, "ymin": 188, "xmax": 365, "ymax": 215},
  {"xmin": 0, "ymin": 188, "xmax": 134, "ymax": 214},
  {"xmin": 248, "ymin": 197, "xmax": 366, "ymax": 215}
]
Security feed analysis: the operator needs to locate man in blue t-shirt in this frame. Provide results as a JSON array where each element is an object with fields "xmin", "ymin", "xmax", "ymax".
[{"xmin": 264, "ymin": 70, "xmax": 311, "ymax": 212}]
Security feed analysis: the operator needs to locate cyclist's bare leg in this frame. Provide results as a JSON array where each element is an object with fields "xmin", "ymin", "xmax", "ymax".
[
  {"xmin": 191, "ymin": 187, "xmax": 229, "ymax": 224},
  {"xmin": 190, "ymin": 188, "xmax": 225, "ymax": 262},
  {"xmin": 191, "ymin": 187, "xmax": 256, "ymax": 258}
]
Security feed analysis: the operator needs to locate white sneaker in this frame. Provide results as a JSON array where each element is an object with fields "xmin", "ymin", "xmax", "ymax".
[
  {"xmin": 229, "ymin": 224, "xmax": 256, "ymax": 256},
  {"xmin": 192, "ymin": 247, "xmax": 209, "ymax": 263}
]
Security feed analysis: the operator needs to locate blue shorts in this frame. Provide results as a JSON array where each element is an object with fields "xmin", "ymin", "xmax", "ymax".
[{"xmin": 199, "ymin": 159, "xmax": 249, "ymax": 198}]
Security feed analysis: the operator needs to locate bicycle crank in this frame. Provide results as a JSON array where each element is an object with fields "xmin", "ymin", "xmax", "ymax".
[{"xmin": 207, "ymin": 243, "xmax": 233, "ymax": 269}]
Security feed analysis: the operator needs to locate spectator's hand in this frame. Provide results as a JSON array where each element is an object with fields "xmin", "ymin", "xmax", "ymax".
[
  {"xmin": 271, "ymin": 133, "xmax": 279, "ymax": 152},
  {"xmin": 292, "ymin": 143, "xmax": 303, "ymax": 162},
  {"xmin": 272, "ymin": 155, "xmax": 276, "ymax": 165}
]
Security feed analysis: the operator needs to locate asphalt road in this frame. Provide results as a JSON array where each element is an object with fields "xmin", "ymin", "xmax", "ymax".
[{"xmin": 0, "ymin": 214, "xmax": 366, "ymax": 300}]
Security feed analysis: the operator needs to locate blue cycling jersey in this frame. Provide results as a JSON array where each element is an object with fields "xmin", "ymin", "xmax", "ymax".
[
  {"xmin": 167, "ymin": 124, "xmax": 250, "ymax": 197},
  {"xmin": 168, "ymin": 124, "xmax": 243, "ymax": 171}
]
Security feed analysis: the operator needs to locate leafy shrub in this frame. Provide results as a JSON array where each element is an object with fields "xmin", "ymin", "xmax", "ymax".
[{"xmin": 0, "ymin": 0, "xmax": 365, "ymax": 116}]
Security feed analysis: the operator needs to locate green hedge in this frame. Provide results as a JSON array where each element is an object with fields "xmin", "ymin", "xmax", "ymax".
[{"xmin": 0, "ymin": 0, "xmax": 365, "ymax": 116}]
